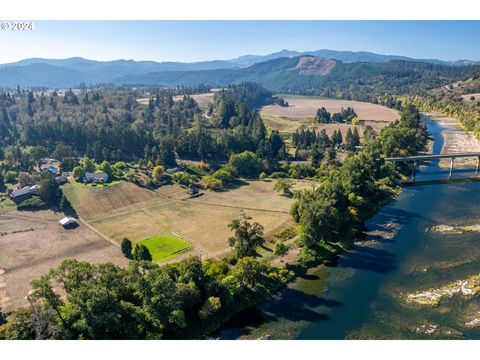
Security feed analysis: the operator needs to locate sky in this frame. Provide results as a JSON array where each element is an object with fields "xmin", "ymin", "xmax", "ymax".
[{"xmin": 1, "ymin": 21, "xmax": 479, "ymax": 63}]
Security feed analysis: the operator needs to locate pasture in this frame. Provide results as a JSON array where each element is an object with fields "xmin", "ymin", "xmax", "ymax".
[
  {"xmin": 63, "ymin": 180, "xmax": 306, "ymax": 260},
  {"xmin": 0, "ymin": 209, "xmax": 128, "ymax": 311},
  {"xmin": 261, "ymin": 96, "xmax": 399, "ymax": 139},
  {"xmin": 261, "ymin": 96, "xmax": 399, "ymax": 122}
]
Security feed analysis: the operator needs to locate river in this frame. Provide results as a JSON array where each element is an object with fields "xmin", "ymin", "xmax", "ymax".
[{"xmin": 220, "ymin": 117, "xmax": 480, "ymax": 339}]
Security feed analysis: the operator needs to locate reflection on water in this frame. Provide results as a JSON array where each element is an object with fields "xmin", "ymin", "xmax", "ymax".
[{"xmin": 220, "ymin": 118, "xmax": 480, "ymax": 339}]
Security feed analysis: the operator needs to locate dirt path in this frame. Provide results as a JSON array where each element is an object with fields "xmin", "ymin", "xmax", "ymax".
[{"xmin": 423, "ymin": 111, "xmax": 480, "ymax": 168}]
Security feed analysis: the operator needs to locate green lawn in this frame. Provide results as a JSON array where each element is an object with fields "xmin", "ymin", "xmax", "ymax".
[{"xmin": 134, "ymin": 233, "xmax": 191, "ymax": 262}]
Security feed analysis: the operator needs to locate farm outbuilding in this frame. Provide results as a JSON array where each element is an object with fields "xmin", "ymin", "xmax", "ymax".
[{"xmin": 59, "ymin": 217, "xmax": 78, "ymax": 228}]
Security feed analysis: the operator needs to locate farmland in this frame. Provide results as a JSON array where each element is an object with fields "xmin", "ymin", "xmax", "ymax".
[
  {"xmin": 0, "ymin": 209, "xmax": 128, "ymax": 311},
  {"xmin": 261, "ymin": 96, "xmax": 399, "ymax": 137},
  {"xmin": 62, "ymin": 180, "xmax": 309, "ymax": 260}
]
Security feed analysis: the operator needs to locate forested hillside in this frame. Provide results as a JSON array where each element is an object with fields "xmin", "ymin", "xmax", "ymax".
[{"xmin": 0, "ymin": 83, "xmax": 284, "ymax": 169}]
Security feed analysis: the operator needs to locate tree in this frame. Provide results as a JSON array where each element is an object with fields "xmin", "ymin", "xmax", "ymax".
[
  {"xmin": 273, "ymin": 178, "xmax": 295, "ymax": 196},
  {"xmin": 61, "ymin": 157, "xmax": 78, "ymax": 172},
  {"xmin": 315, "ymin": 107, "xmax": 331, "ymax": 123},
  {"xmin": 81, "ymin": 157, "xmax": 96, "ymax": 173},
  {"xmin": 228, "ymin": 219, "xmax": 265, "ymax": 258},
  {"xmin": 72, "ymin": 166, "xmax": 83, "ymax": 179},
  {"xmin": 38, "ymin": 178, "xmax": 61, "ymax": 205},
  {"xmin": 228, "ymin": 151, "xmax": 264, "ymax": 178},
  {"xmin": 152, "ymin": 165, "xmax": 165, "ymax": 182},
  {"xmin": 121, "ymin": 238, "xmax": 133, "ymax": 259},
  {"xmin": 133, "ymin": 244, "xmax": 152, "ymax": 261},
  {"xmin": 98, "ymin": 161, "xmax": 112, "ymax": 177}
]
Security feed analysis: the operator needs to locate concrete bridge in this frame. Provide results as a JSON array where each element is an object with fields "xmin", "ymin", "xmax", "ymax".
[{"xmin": 384, "ymin": 152, "xmax": 480, "ymax": 181}]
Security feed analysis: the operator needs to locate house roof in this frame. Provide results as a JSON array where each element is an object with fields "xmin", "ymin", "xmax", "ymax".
[
  {"xmin": 43, "ymin": 165, "xmax": 59, "ymax": 173},
  {"xmin": 85, "ymin": 172, "xmax": 108, "ymax": 179},
  {"xmin": 11, "ymin": 188, "xmax": 32, "ymax": 197}
]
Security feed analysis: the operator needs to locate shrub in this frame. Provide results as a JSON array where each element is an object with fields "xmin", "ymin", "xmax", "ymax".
[
  {"xmin": 17, "ymin": 197, "xmax": 46, "ymax": 210},
  {"xmin": 202, "ymin": 175, "xmax": 223, "ymax": 190},
  {"xmin": 269, "ymin": 172, "xmax": 287, "ymax": 179},
  {"xmin": 274, "ymin": 242, "xmax": 290, "ymax": 257}
]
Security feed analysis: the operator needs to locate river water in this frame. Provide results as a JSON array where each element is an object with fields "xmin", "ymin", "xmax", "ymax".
[{"xmin": 221, "ymin": 117, "xmax": 480, "ymax": 339}]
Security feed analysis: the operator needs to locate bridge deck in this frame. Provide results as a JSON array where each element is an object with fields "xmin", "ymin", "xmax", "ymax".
[{"xmin": 385, "ymin": 153, "xmax": 480, "ymax": 162}]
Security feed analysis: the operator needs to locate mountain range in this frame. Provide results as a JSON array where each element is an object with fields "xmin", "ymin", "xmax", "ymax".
[{"xmin": 0, "ymin": 49, "xmax": 479, "ymax": 89}]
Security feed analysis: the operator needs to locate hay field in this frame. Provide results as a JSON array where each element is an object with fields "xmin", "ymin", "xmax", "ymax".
[
  {"xmin": 63, "ymin": 180, "xmax": 306, "ymax": 260},
  {"xmin": 0, "ymin": 210, "xmax": 127, "ymax": 310},
  {"xmin": 261, "ymin": 97, "xmax": 399, "ymax": 122}
]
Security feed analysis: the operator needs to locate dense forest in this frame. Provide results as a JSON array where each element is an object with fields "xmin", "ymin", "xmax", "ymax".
[{"xmin": 0, "ymin": 83, "xmax": 284, "ymax": 171}]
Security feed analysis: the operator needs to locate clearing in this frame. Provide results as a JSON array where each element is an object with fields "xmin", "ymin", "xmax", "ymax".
[{"xmin": 137, "ymin": 92, "xmax": 215, "ymax": 110}]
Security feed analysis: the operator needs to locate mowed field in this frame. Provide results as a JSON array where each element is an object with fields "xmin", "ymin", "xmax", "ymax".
[
  {"xmin": 261, "ymin": 97, "xmax": 399, "ymax": 121},
  {"xmin": 0, "ymin": 210, "xmax": 128, "ymax": 310},
  {"xmin": 63, "ymin": 180, "xmax": 310, "ymax": 260},
  {"xmin": 261, "ymin": 96, "xmax": 399, "ymax": 137}
]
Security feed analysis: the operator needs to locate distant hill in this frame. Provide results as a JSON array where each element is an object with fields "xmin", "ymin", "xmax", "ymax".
[{"xmin": 0, "ymin": 51, "xmax": 479, "ymax": 91}]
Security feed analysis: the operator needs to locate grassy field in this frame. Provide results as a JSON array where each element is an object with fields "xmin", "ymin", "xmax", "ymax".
[
  {"xmin": 260, "ymin": 96, "xmax": 399, "ymax": 142},
  {"xmin": 134, "ymin": 233, "xmax": 191, "ymax": 262},
  {"xmin": 261, "ymin": 96, "xmax": 399, "ymax": 122},
  {"xmin": 63, "ymin": 180, "xmax": 307, "ymax": 260}
]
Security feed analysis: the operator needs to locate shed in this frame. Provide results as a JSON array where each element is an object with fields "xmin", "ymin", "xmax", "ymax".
[{"xmin": 59, "ymin": 217, "xmax": 78, "ymax": 228}]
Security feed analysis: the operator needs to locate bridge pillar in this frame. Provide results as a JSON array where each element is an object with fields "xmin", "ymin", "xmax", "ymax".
[
  {"xmin": 411, "ymin": 160, "xmax": 417, "ymax": 182},
  {"xmin": 449, "ymin": 157, "xmax": 455, "ymax": 179},
  {"xmin": 476, "ymin": 156, "xmax": 480, "ymax": 176}
]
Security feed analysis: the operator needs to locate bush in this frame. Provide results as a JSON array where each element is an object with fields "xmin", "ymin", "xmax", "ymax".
[
  {"xmin": 202, "ymin": 175, "xmax": 223, "ymax": 190},
  {"xmin": 274, "ymin": 242, "xmax": 290, "ymax": 257},
  {"xmin": 17, "ymin": 197, "xmax": 46, "ymax": 210},
  {"xmin": 269, "ymin": 172, "xmax": 287, "ymax": 179}
]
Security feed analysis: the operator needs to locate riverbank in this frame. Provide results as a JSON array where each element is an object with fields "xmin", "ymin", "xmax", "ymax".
[
  {"xmin": 220, "ymin": 115, "xmax": 480, "ymax": 340},
  {"xmin": 423, "ymin": 111, "xmax": 480, "ymax": 168}
]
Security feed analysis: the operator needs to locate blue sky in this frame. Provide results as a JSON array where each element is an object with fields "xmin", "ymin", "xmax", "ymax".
[{"xmin": 1, "ymin": 21, "xmax": 479, "ymax": 63}]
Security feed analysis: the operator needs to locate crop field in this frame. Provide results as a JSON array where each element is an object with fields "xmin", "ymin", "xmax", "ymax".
[
  {"xmin": 63, "ymin": 180, "xmax": 308, "ymax": 260},
  {"xmin": 260, "ymin": 97, "xmax": 399, "ymax": 140},
  {"xmin": 261, "ymin": 97, "xmax": 399, "ymax": 122},
  {"xmin": 0, "ymin": 210, "xmax": 128, "ymax": 311},
  {"xmin": 134, "ymin": 233, "xmax": 191, "ymax": 261}
]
